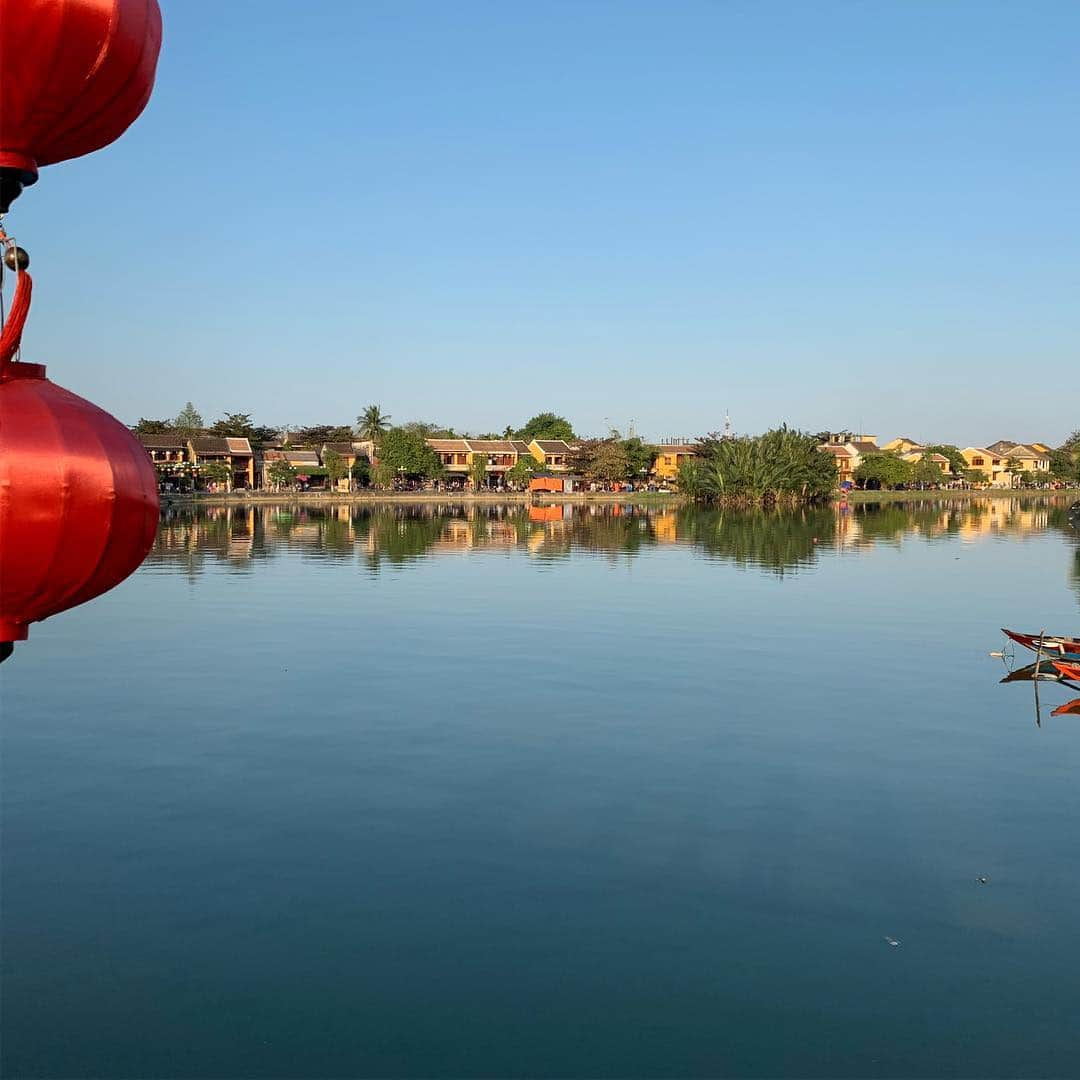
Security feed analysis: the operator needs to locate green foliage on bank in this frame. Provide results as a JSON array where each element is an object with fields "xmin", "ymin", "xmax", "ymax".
[
  {"xmin": 322, "ymin": 450, "xmax": 347, "ymax": 489},
  {"xmin": 855, "ymin": 452, "xmax": 913, "ymax": 489},
  {"xmin": 200, "ymin": 461, "xmax": 232, "ymax": 488},
  {"xmin": 506, "ymin": 454, "xmax": 542, "ymax": 485},
  {"xmin": 514, "ymin": 412, "xmax": 575, "ymax": 442},
  {"xmin": 267, "ymin": 460, "xmax": 297, "ymax": 488},
  {"xmin": 565, "ymin": 437, "xmax": 658, "ymax": 482},
  {"xmin": 922, "ymin": 444, "xmax": 967, "ymax": 475},
  {"xmin": 469, "ymin": 452, "xmax": 489, "ymax": 489},
  {"xmin": 1050, "ymin": 447, "xmax": 1080, "ymax": 484},
  {"xmin": 374, "ymin": 427, "xmax": 445, "ymax": 485},
  {"xmin": 690, "ymin": 427, "xmax": 836, "ymax": 506}
]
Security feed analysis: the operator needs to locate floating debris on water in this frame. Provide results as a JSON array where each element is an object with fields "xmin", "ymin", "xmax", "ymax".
[{"xmin": 884, "ymin": 937, "xmax": 901, "ymax": 947}]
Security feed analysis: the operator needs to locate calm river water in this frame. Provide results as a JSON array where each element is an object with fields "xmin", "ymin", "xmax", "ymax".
[{"xmin": 3, "ymin": 498, "xmax": 1080, "ymax": 1078}]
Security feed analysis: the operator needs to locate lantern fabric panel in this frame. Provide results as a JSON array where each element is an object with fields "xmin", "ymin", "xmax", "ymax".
[
  {"xmin": 0, "ymin": 0, "xmax": 162, "ymax": 187},
  {"xmin": 0, "ymin": 366, "xmax": 159, "ymax": 642}
]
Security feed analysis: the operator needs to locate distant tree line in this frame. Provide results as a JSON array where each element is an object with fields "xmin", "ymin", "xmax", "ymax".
[
  {"xmin": 131, "ymin": 406, "xmax": 1080, "ymax": 494},
  {"xmin": 132, "ymin": 405, "xmax": 579, "ymax": 452}
]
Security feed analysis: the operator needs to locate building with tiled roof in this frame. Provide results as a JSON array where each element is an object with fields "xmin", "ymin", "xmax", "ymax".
[
  {"xmin": 426, "ymin": 439, "xmax": 470, "ymax": 451},
  {"xmin": 427, "ymin": 439, "xmax": 472, "ymax": 474},
  {"xmin": 849, "ymin": 440, "xmax": 879, "ymax": 457},
  {"xmin": 900, "ymin": 450, "xmax": 952, "ymax": 474},
  {"xmin": 322, "ymin": 441, "xmax": 366, "ymax": 458},
  {"xmin": 425, "ymin": 438, "xmax": 523, "ymax": 484},
  {"xmin": 882, "ymin": 436, "xmax": 924, "ymax": 454},
  {"xmin": 969, "ymin": 442, "xmax": 1051, "ymax": 485},
  {"xmin": 189, "ymin": 436, "xmax": 255, "ymax": 489},
  {"xmin": 189, "ymin": 436, "xmax": 230, "ymax": 455},
  {"xmin": 528, "ymin": 439, "xmax": 574, "ymax": 471},
  {"xmin": 960, "ymin": 447, "xmax": 1009, "ymax": 486},
  {"xmin": 817, "ymin": 433, "xmax": 880, "ymax": 487},
  {"xmin": 261, "ymin": 448, "xmax": 339, "ymax": 490},
  {"xmin": 137, "ymin": 433, "xmax": 188, "ymax": 451},
  {"xmin": 137, "ymin": 432, "xmax": 191, "ymax": 488},
  {"xmin": 818, "ymin": 443, "xmax": 859, "ymax": 486},
  {"xmin": 466, "ymin": 439, "xmax": 516, "ymax": 453}
]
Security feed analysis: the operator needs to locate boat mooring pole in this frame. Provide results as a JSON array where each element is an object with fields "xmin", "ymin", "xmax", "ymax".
[{"xmin": 1034, "ymin": 629, "xmax": 1046, "ymax": 727}]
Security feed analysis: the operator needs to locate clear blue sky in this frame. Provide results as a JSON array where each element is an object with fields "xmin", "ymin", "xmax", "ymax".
[{"xmin": 9, "ymin": 0, "xmax": 1078, "ymax": 445}]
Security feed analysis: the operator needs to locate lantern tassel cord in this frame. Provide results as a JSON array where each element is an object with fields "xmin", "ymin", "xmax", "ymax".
[{"xmin": 0, "ymin": 267, "xmax": 32, "ymax": 373}]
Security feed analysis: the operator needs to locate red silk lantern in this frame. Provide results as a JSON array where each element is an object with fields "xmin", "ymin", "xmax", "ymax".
[
  {"xmin": 0, "ymin": 0, "xmax": 163, "ymax": 211},
  {"xmin": 0, "ymin": 270, "xmax": 159, "ymax": 654}
]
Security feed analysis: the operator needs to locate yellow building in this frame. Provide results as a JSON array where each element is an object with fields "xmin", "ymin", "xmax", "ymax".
[
  {"xmin": 427, "ymin": 438, "xmax": 472, "ymax": 476},
  {"xmin": 652, "ymin": 443, "xmax": 697, "ymax": 483},
  {"xmin": 900, "ymin": 450, "xmax": 952, "ymax": 475},
  {"xmin": 962, "ymin": 444, "xmax": 1051, "ymax": 486},
  {"xmin": 528, "ymin": 439, "xmax": 573, "ymax": 471},
  {"xmin": 816, "ymin": 433, "xmax": 879, "ymax": 487},
  {"xmin": 960, "ymin": 447, "xmax": 1008, "ymax": 486},
  {"xmin": 994, "ymin": 443, "xmax": 1051, "ymax": 479},
  {"xmin": 321, "ymin": 441, "xmax": 369, "ymax": 492},
  {"xmin": 427, "ymin": 438, "xmax": 528, "ymax": 486},
  {"xmin": 882, "ymin": 436, "xmax": 924, "ymax": 454},
  {"xmin": 819, "ymin": 443, "xmax": 858, "ymax": 485}
]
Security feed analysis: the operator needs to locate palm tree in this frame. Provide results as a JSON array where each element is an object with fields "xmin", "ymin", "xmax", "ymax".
[{"xmin": 357, "ymin": 404, "xmax": 391, "ymax": 446}]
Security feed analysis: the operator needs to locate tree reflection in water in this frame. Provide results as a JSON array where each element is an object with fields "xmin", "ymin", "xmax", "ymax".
[
  {"xmin": 673, "ymin": 506, "xmax": 832, "ymax": 575},
  {"xmin": 147, "ymin": 496, "xmax": 1080, "ymax": 601}
]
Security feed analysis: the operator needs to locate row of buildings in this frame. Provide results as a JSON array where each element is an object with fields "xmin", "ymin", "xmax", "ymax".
[
  {"xmin": 820, "ymin": 433, "xmax": 1056, "ymax": 487},
  {"xmin": 137, "ymin": 430, "xmax": 1060, "ymax": 492},
  {"xmin": 137, "ymin": 433, "xmax": 583, "ymax": 490}
]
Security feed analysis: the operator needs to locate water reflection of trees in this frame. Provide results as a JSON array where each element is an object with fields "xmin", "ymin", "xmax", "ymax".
[
  {"xmin": 148, "ymin": 497, "xmax": 1080, "ymax": 592},
  {"xmin": 674, "ymin": 506, "xmax": 832, "ymax": 575},
  {"xmin": 356, "ymin": 510, "xmax": 452, "ymax": 569}
]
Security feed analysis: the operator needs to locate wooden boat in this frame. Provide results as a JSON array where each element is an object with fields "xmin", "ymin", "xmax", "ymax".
[
  {"xmin": 1051, "ymin": 699, "xmax": 1080, "ymax": 717},
  {"xmin": 1001, "ymin": 629, "xmax": 1080, "ymax": 659},
  {"xmin": 1052, "ymin": 661, "xmax": 1080, "ymax": 682},
  {"xmin": 1000, "ymin": 661, "xmax": 1076, "ymax": 684}
]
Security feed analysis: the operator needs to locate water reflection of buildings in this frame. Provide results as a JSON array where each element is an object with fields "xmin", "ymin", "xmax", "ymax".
[
  {"xmin": 432, "ymin": 518, "xmax": 523, "ymax": 552},
  {"xmin": 830, "ymin": 497, "xmax": 1057, "ymax": 550},
  {"xmin": 148, "ymin": 497, "xmax": 1079, "ymax": 585}
]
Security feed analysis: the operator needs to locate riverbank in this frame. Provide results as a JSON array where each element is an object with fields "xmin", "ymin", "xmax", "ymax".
[
  {"xmin": 162, "ymin": 490, "xmax": 687, "ymax": 508},
  {"xmin": 841, "ymin": 487, "xmax": 1080, "ymax": 504},
  {"xmin": 162, "ymin": 487, "xmax": 1079, "ymax": 510}
]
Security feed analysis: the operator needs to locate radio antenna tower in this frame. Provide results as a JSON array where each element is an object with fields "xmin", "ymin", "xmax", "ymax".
[{"xmin": 724, "ymin": 410, "xmax": 732, "ymax": 439}]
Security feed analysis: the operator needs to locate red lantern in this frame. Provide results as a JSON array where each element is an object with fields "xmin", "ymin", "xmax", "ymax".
[
  {"xmin": 0, "ymin": 270, "xmax": 159, "ymax": 656},
  {"xmin": 0, "ymin": 0, "xmax": 163, "ymax": 212}
]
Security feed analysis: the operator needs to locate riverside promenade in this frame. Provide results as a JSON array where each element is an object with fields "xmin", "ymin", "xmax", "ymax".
[
  {"xmin": 162, "ymin": 490, "xmax": 686, "ymax": 508},
  {"xmin": 164, "ymin": 488, "xmax": 1080, "ymax": 509}
]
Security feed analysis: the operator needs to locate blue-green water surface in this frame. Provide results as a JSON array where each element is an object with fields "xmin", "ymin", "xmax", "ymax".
[{"xmin": 3, "ymin": 498, "xmax": 1079, "ymax": 1078}]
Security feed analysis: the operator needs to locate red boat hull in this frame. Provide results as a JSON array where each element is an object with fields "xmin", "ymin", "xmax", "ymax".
[{"xmin": 1002, "ymin": 629, "xmax": 1080, "ymax": 657}]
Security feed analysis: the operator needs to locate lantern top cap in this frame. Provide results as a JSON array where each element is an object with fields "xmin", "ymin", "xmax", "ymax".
[{"xmin": 0, "ymin": 362, "xmax": 45, "ymax": 383}]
